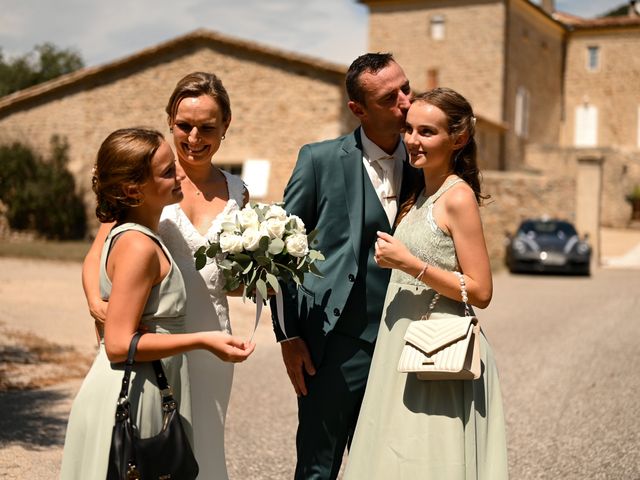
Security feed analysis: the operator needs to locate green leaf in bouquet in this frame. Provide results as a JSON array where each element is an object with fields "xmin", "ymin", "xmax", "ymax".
[
  {"xmin": 268, "ymin": 238, "xmax": 285, "ymax": 255},
  {"xmin": 259, "ymin": 236, "xmax": 270, "ymax": 252},
  {"xmin": 241, "ymin": 261, "xmax": 254, "ymax": 275},
  {"xmin": 206, "ymin": 243, "xmax": 221, "ymax": 258},
  {"xmin": 194, "ymin": 245, "xmax": 207, "ymax": 257},
  {"xmin": 225, "ymin": 276, "xmax": 241, "ymax": 292},
  {"xmin": 194, "ymin": 253, "xmax": 207, "ymax": 271},
  {"xmin": 308, "ymin": 249, "xmax": 325, "ymax": 262},
  {"xmin": 256, "ymin": 278, "xmax": 268, "ymax": 300},
  {"xmin": 219, "ymin": 258, "xmax": 234, "ymax": 270},
  {"xmin": 265, "ymin": 272, "xmax": 280, "ymax": 293},
  {"xmin": 274, "ymin": 261, "xmax": 297, "ymax": 278},
  {"xmin": 308, "ymin": 263, "xmax": 323, "ymax": 277},
  {"xmin": 306, "ymin": 229, "xmax": 319, "ymax": 245},
  {"xmin": 234, "ymin": 252, "xmax": 252, "ymax": 263},
  {"xmin": 255, "ymin": 255, "xmax": 271, "ymax": 267}
]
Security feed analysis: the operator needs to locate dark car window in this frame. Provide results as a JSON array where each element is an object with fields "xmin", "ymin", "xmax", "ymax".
[{"xmin": 518, "ymin": 221, "xmax": 577, "ymax": 238}]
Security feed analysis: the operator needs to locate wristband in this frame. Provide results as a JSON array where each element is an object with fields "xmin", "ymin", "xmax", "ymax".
[{"xmin": 416, "ymin": 262, "xmax": 428, "ymax": 282}]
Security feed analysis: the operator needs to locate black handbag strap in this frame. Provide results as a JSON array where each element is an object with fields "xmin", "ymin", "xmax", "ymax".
[{"xmin": 116, "ymin": 331, "xmax": 178, "ymax": 412}]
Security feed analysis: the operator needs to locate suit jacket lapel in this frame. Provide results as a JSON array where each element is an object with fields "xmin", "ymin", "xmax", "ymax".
[{"xmin": 340, "ymin": 129, "xmax": 365, "ymax": 261}]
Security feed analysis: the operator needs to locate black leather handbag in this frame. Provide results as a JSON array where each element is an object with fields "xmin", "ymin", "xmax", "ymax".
[{"xmin": 107, "ymin": 332, "xmax": 199, "ymax": 480}]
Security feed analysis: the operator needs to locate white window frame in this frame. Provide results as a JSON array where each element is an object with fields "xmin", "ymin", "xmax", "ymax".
[
  {"xmin": 430, "ymin": 15, "xmax": 445, "ymax": 41},
  {"xmin": 241, "ymin": 159, "xmax": 271, "ymax": 199},
  {"xmin": 515, "ymin": 86, "xmax": 530, "ymax": 138},
  {"xmin": 574, "ymin": 104, "xmax": 598, "ymax": 147},
  {"xmin": 587, "ymin": 45, "xmax": 600, "ymax": 72}
]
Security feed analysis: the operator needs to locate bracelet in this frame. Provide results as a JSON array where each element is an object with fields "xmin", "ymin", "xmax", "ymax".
[{"xmin": 415, "ymin": 262, "xmax": 428, "ymax": 282}]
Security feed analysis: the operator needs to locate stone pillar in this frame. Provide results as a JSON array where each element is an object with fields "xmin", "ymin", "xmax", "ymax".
[{"xmin": 575, "ymin": 155, "xmax": 603, "ymax": 267}]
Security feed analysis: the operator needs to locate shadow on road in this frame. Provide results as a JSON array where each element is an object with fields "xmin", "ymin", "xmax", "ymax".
[{"xmin": 0, "ymin": 388, "xmax": 70, "ymax": 449}]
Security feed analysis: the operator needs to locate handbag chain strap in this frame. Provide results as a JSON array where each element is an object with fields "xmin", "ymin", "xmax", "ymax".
[
  {"xmin": 115, "ymin": 332, "xmax": 178, "ymax": 420},
  {"xmin": 423, "ymin": 271, "xmax": 471, "ymax": 320}
]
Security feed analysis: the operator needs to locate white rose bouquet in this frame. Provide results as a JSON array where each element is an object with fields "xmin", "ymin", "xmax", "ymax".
[{"xmin": 194, "ymin": 202, "xmax": 324, "ymax": 302}]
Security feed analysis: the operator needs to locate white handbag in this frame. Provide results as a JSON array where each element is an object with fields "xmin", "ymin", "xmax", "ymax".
[{"xmin": 397, "ymin": 272, "xmax": 481, "ymax": 380}]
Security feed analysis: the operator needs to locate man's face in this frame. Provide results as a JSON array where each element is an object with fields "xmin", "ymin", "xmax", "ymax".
[{"xmin": 355, "ymin": 61, "xmax": 412, "ymax": 136}]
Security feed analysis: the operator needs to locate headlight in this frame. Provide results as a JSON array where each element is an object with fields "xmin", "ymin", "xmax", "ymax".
[
  {"xmin": 513, "ymin": 239, "xmax": 527, "ymax": 254},
  {"xmin": 576, "ymin": 243, "xmax": 590, "ymax": 255}
]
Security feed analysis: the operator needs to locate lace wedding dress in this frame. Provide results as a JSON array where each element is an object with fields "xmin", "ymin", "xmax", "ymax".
[{"xmin": 159, "ymin": 170, "xmax": 246, "ymax": 480}]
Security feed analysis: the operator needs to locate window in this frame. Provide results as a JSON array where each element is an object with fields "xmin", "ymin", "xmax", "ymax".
[
  {"xmin": 430, "ymin": 15, "xmax": 445, "ymax": 40},
  {"xmin": 515, "ymin": 87, "xmax": 530, "ymax": 138},
  {"xmin": 241, "ymin": 159, "xmax": 271, "ymax": 199},
  {"xmin": 574, "ymin": 103, "xmax": 598, "ymax": 147},
  {"xmin": 587, "ymin": 46, "xmax": 599, "ymax": 71}
]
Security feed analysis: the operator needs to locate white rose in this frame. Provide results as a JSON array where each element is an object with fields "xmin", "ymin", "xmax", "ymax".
[
  {"xmin": 212, "ymin": 211, "xmax": 238, "ymax": 234},
  {"xmin": 238, "ymin": 208, "xmax": 260, "ymax": 230},
  {"xmin": 265, "ymin": 204, "xmax": 288, "ymax": 221},
  {"xmin": 219, "ymin": 232, "xmax": 244, "ymax": 253},
  {"xmin": 264, "ymin": 217, "xmax": 286, "ymax": 239},
  {"xmin": 242, "ymin": 227, "xmax": 263, "ymax": 251},
  {"xmin": 288, "ymin": 214, "xmax": 306, "ymax": 233},
  {"xmin": 285, "ymin": 233, "xmax": 309, "ymax": 258}
]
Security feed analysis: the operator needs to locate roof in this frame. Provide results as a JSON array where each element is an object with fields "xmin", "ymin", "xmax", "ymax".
[
  {"xmin": 554, "ymin": 11, "xmax": 640, "ymax": 30},
  {"xmin": 0, "ymin": 28, "xmax": 347, "ymax": 112}
]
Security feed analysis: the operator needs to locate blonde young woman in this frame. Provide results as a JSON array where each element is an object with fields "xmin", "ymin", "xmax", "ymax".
[
  {"xmin": 62, "ymin": 128, "xmax": 254, "ymax": 478},
  {"xmin": 82, "ymin": 73, "xmax": 249, "ymax": 479},
  {"xmin": 344, "ymin": 88, "xmax": 508, "ymax": 479}
]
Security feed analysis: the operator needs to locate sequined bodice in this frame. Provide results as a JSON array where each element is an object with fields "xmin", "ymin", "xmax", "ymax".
[{"xmin": 390, "ymin": 177, "xmax": 463, "ymax": 288}]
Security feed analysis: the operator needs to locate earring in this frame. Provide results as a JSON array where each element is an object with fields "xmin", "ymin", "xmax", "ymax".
[
  {"xmin": 221, "ymin": 134, "xmax": 226, "ymax": 140},
  {"xmin": 169, "ymin": 127, "xmax": 173, "ymax": 133}
]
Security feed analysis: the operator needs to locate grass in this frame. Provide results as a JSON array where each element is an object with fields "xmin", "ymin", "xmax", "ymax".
[{"xmin": 0, "ymin": 238, "xmax": 91, "ymax": 262}]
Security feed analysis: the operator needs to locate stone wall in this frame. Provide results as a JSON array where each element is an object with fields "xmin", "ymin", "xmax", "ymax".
[
  {"xmin": 481, "ymin": 170, "xmax": 576, "ymax": 266},
  {"xmin": 503, "ymin": 0, "xmax": 565, "ymax": 168},
  {"xmin": 367, "ymin": 0, "xmax": 506, "ymax": 123},
  {"xmin": 526, "ymin": 144, "xmax": 640, "ymax": 227},
  {"xmin": 562, "ymin": 28, "xmax": 640, "ymax": 148}
]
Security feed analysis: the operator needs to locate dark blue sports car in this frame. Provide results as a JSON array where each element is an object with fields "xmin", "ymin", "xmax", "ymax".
[{"xmin": 505, "ymin": 218, "xmax": 591, "ymax": 275}]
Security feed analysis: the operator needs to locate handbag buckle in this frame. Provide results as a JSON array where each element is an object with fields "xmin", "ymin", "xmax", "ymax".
[
  {"xmin": 160, "ymin": 387, "xmax": 173, "ymax": 398},
  {"xmin": 126, "ymin": 462, "xmax": 141, "ymax": 479}
]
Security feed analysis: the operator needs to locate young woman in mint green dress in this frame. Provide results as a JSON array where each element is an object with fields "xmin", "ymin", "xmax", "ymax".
[
  {"xmin": 344, "ymin": 88, "xmax": 508, "ymax": 479},
  {"xmin": 60, "ymin": 128, "xmax": 254, "ymax": 479}
]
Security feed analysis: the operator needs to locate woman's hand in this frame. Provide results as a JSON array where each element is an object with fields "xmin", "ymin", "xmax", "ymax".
[
  {"xmin": 374, "ymin": 231, "xmax": 416, "ymax": 271},
  {"xmin": 201, "ymin": 332, "xmax": 256, "ymax": 362}
]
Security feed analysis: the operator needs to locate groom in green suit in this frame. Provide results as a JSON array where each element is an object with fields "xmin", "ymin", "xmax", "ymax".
[{"xmin": 271, "ymin": 53, "xmax": 414, "ymax": 479}]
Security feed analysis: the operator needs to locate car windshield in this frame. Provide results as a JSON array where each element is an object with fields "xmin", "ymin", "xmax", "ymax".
[{"xmin": 518, "ymin": 221, "xmax": 577, "ymax": 239}]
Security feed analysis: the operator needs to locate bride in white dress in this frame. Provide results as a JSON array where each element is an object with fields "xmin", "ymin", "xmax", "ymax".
[{"xmin": 82, "ymin": 72, "xmax": 247, "ymax": 480}]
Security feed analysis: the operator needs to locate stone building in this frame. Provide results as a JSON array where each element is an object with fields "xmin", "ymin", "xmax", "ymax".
[
  {"xmin": 361, "ymin": 0, "xmax": 640, "ymax": 261},
  {"xmin": 0, "ymin": 29, "xmax": 352, "ymax": 230},
  {"xmin": 1, "ymin": 1, "xmax": 640, "ymax": 264}
]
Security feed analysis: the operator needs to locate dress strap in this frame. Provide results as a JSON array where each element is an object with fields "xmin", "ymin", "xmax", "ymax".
[
  {"xmin": 427, "ymin": 177, "xmax": 465, "ymax": 205},
  {"xmin": 221, "ymin": 170, "xmax": 247, "ymax": 206}
]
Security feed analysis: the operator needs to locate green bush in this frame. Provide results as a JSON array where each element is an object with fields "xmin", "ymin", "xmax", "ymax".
[{"xmin": 0, "ymin": 136, "xmax": 86, "ymax": 239}]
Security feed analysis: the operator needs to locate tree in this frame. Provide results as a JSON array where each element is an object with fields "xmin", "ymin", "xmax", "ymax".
[
  {"xmin": 0, "ymin": 136, "xmax": 87, "ymax": 239},
  {"xmin": 0, "ymin": 42, "xmax": 84, "ymax": 97}
]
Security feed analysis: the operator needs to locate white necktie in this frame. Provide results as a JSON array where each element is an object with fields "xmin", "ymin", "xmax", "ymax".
[{"xmin": 376, "ymin": 156, "xmax": 397, "ymax": 225}]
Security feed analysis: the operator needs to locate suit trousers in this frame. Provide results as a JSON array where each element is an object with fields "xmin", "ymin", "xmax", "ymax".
[{"xmin": 294, "ymin": 332, "xmax": 375, "ymax": 480}]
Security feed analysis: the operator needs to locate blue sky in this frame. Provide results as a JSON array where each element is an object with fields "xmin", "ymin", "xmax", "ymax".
[{"xmin": 0, "ymin": 0, "xmax": 629, "ymax": 67}]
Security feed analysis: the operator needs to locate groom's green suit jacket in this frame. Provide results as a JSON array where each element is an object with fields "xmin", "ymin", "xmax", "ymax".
[{"xmin": 272, "ymin": 128, "xmax": 412, "ymax": 365}]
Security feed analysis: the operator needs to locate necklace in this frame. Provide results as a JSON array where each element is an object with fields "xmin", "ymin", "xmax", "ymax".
[{"xmin": 184, "ymin": 169, "xmax": 221, "ymax": 197}]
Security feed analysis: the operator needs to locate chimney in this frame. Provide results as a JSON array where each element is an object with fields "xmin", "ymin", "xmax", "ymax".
[
  {"xmin": 541, "ymin": 0, "xmax": 555, "ymax": 15},
  {"xmin": 629, "ymin": 0, "xmax": 640, "ymax": 17}
]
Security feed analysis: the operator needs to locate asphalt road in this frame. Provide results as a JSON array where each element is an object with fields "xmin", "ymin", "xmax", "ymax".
[{"xmin": 1, "ymin": 258, "xmax": 639, "ymax": 479}]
